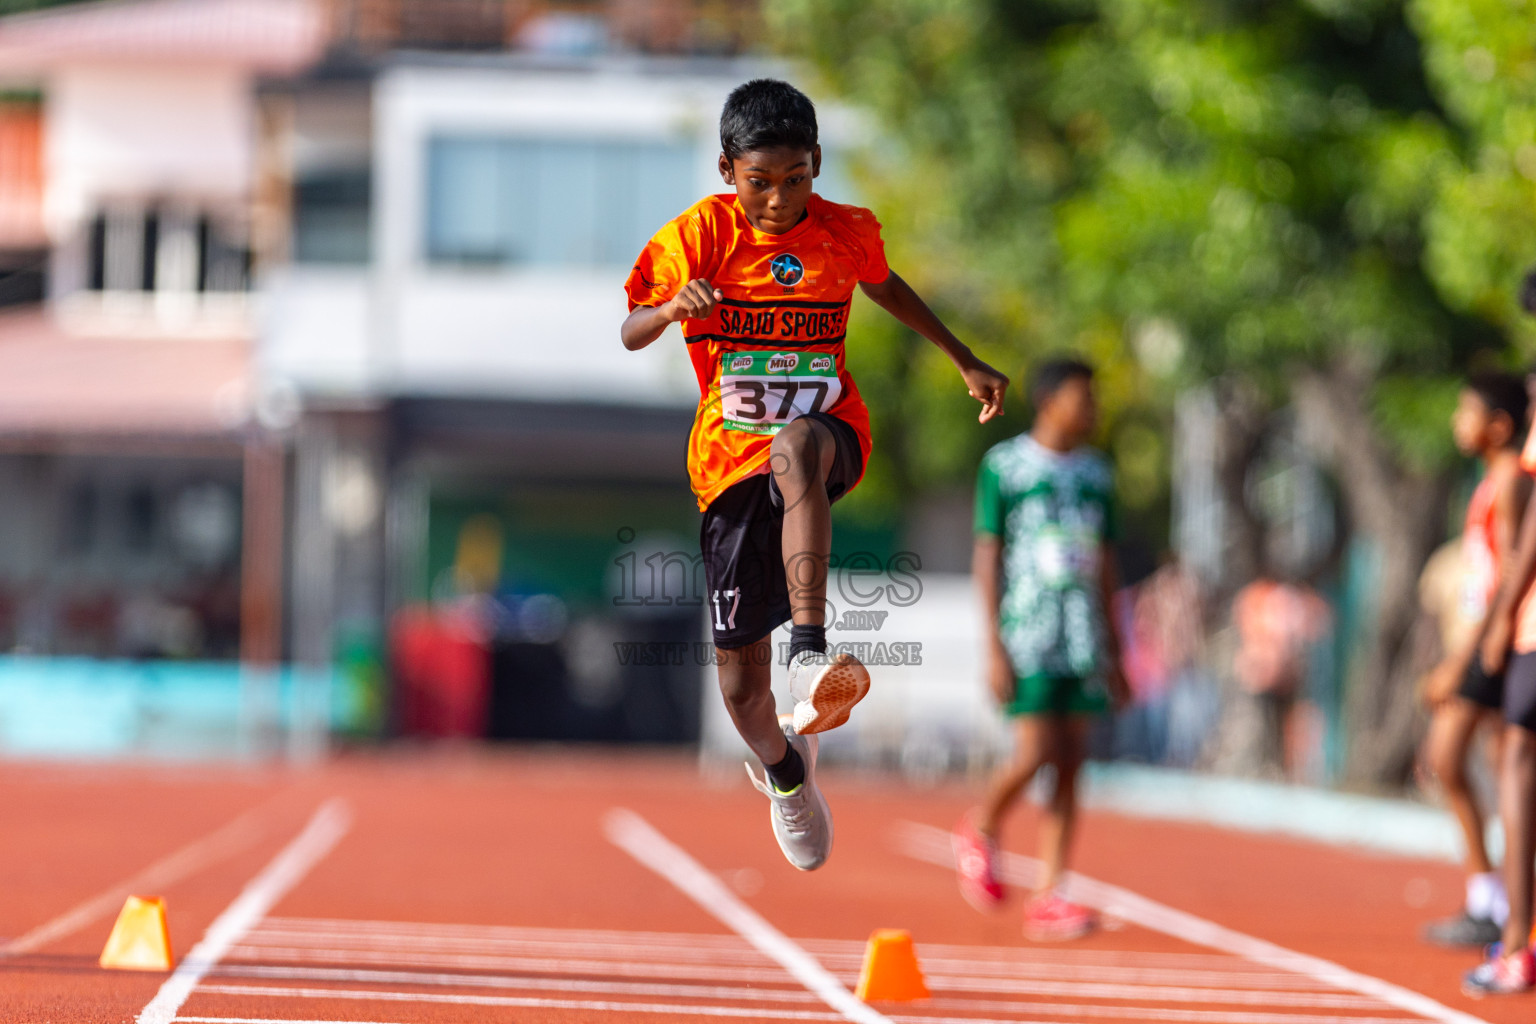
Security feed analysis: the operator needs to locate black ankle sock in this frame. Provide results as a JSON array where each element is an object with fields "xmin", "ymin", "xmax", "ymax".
[
  {"xmin": 788, "ymin": 623, "xmax": 827, "ymax": 662},
  {"xmin": 764, "ymin": 743, "xmax": 806, "ymax": 793}
]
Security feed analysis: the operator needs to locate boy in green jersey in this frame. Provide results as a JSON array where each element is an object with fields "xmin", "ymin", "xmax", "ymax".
[{"xmin": 953, "ymin": 357, "xmax": 1128, "ymax": 940}]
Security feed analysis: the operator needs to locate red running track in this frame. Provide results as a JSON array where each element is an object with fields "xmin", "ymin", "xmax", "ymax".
[{"xmin": 0, "ymin": 749, "xmax": 1523, "ymax": 1024}]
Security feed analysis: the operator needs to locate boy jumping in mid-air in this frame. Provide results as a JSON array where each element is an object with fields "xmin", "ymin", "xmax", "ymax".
[
  {"xmin": 953, "ymin": 358, "xmax": 1128, "ymax": 940},
  {"xmin": 1418, "ymin": 372, "xmax": 1528, "ymax": 948},
  {"xmin": 621, "ymin": 80, "xmax": 1008, "ymax": 870}
]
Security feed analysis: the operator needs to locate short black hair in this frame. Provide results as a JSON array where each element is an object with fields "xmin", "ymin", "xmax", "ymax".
[
  {"xmin": 720, "ymin": 79, "xmax": 818, "ymax": 163},
  {"xmin": 1031, "ymin": 357, "xmax": 1095, "ymax": 408},
  {"xmin": 1520, "ymin": 266, "xmax": 1536, "ymax": 315},
  {"xmin": 1466, "ymin": 370, "xmax": 1529, "ymax": 434}
]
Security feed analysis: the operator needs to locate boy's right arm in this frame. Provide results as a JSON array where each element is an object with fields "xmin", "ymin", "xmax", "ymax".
[
  {"xmin": 620, "ymin": 279, "xmax": 724, "ymax": 351},
  {"xmin": 974, "ymin": 534, "xmax": 1014, "ymax": 705}
]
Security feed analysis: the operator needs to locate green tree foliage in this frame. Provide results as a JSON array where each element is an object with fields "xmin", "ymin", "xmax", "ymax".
[
  {"xmin": 1412, "ymin": 0, "xmax": 1536, "ymax": 342},
  {"xmin": 778, "ymin": 0, "xmax": 1503, "ymax": 482},
  {"xmin": 774, "ymin": 0, "xmax": 1536, "ymax": 785}
]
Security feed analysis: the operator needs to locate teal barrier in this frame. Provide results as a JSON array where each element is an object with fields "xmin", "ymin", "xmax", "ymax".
[{"xmin": 0, "ymin": 656, "xmax": 369, "ymax": 760}]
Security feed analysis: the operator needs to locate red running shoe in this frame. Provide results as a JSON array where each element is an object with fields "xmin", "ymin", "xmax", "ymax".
[
  {"xmin": 1024, "ymin": 890, "xmax": 1097, "ymax": 942},
  {"xmin": 1463, "ymin": 945, "xmax": 1535, "ymax": 996},
  {"xmin": 952, "ymin": 817, "xmax": 1005, "ymax": 911}
]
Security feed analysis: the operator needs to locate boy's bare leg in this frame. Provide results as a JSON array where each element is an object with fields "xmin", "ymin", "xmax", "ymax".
[
  {"xmin": 772, "ymin": 416, "xmax": 870, "ymax": 734},
  {"xmin": 978, "ymin": 716, "xmax": 1053, "ymax": 838},
  {"xmin": 770, "ymin": 417, "xmax": 837, "ymax": 626},
  {"xmin": 1039, "ymin": 717, "xmax": 1089, "ymax": 890},
  {"xmin": 1422, "ymin": 699, "xmax": 1495, "ymax": 875},
  {"xmin": 1499, "ymin": 724, "xmax": 1536, "ymax": 953},
  {"xmin": 716, "ymin": 636, "xmax": 787, "ymax": 765}
]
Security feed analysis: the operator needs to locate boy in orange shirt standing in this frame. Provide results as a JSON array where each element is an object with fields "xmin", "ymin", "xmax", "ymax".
[
  {"xmin": 621, "ymin": 80, "xmax": 1008, "ymax": 870},
  {"xmin": 1470, "ymin": 272, "xmax": 1536, "ymax": 995},
  {"xmin": 1419, "ymin": 373, "xmax": 1528, "ymax": 949}
]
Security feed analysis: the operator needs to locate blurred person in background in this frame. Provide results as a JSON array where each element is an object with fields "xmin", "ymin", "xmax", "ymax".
[
  {"xmin": 1117, "ymin": 554, "xmax": 1210, "ymax": 765},
  {"xmin": 953, "ymin": 358, "xmax": 1129, "ymax": 941},
  {"xmin": 1417, "ymin": 372, "xmax": 1529, "ymax": 948},
  {"xmin": 1467, "ymin": 271, "xmax": 1536, "ymax": 996},
  {"xmin": 1229, "ymin": 574, "xmax": 1330, "ymax": 777}
]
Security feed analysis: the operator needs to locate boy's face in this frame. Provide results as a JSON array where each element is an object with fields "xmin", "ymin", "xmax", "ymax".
[
  {"xmin": 1040, "ymin": 376, "xmax": 1098, "ymax": 444},
  {"xmin": 719, "ymin": 146, "xmax": 820, "ymax": 235},
  {"xmin": 1451, "ymin": 389, "xmax": 1493, "ymax": 455}
]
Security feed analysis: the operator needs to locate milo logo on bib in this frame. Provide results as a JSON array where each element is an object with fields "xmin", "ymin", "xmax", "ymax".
[{"xmin": 718, "ymin": 349, "xmax": 843, "ymax": 435}]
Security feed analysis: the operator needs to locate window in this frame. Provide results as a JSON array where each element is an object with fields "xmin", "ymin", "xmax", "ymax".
[
  {"xmin": 425, "ymin": 136, "xmax": 697, "ymax": 267},
  {"xmin": 293, "ymin": 169, "xmax": 372, "ymax": 264},
  {"xmin": 85, "ymin": 206, "xmax": 249, "ymax": 293}
]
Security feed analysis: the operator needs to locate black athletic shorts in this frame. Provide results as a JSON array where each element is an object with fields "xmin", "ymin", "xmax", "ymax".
[
  {"xmin": 1458, "ymin": 658, "xmax": 1506, "ymax": 711},
  {"xmin": 1505, "ymin": 651, "xmax": 1536, "ymax": 732},
  {"xmin": 700, "ymin": 412, "xmax": 863, "ymax": 649}
]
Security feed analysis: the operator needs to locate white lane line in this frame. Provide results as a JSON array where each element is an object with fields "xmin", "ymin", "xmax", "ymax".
[
  {"xmin": 256, "ymin": 918, "xmax": 1355, "ymax": 975},
  {"xmin": 2, "ymin": 795, "xmax": 284, "ymax": 956},
  {"xmin": 604, "ymin": 808, "xmax": 894, "ymax": 1024},
  {"xmin": 240, "ymin": 926, "xmax": 1338, "ymax": 988},
  {"xmin": 197, "ymin": 984, "xmax": 848, "ymax": 1020},
  {"xmin": 215, "ymin": 962, "xmax": 823, "ymax": 1003},
  {"xmin": 921, "ymin": 998, "xmax": 1420, "ymax": 1024},
  {"xmin": 137, "ymin": 800, "xmax": 352, "ymax": 1024},
  {"xmin": 179, "ymin": 1019, "xmax": 406, "ymax": 1024},
  {"xmin": 928, "ymin": 977, "xmax": 1382, "ymax": 1007},
  {"xmin": 242, "ymin": 930, "xmax": 778, "ymax": 966},
  {"xmin": 208, "ymin": 965, "xmax": 1420, "ymax": 1024},
  {"xmin": 218, "ymin": 948, "xmax": 1386, "ymax": 1009},
  {"xmin": 896, "ymin": 821, "xmax": 1483, "ymax": 1024},
  {"xmin": 228, "ymin": 944, "xmax": 805, "ymax": 983},
  {"xmin": 186, "ymin": 985, "xmax": 1420, "ymax": 1024}
]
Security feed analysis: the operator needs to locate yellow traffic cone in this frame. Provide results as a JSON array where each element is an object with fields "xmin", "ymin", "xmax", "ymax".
[
  {"xmin": 854, "ymin": 928, "xmax": 929, "ymax": 1002},
  {"xmin": 99, "ymin": 895, "xmax": 173, "ymax": 970}
]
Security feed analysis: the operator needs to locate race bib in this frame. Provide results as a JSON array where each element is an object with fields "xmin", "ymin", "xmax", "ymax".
[
  {"xmin": 719, "ymin": 350, "xmax": 842, "ymax": 434},
  {"xmin": 1035, "ymin": 525, "xmax": 1100, "ymax": 589}
]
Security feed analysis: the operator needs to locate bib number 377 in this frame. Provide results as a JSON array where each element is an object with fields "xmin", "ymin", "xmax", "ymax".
[{"xmin": 719, "ymin": 350, "xmax": 842, "ymax": 434}]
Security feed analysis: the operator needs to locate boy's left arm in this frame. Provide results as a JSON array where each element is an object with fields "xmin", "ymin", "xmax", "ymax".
[
  {"xmin": 860, "ymin": 272, "xmax": 1009, "ymax": 422},
  {"xmin": 1099, "ymin": 544, "xmax": 1131, "ymax": 710}
]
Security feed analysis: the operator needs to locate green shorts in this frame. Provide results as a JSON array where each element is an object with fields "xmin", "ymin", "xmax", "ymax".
[{"xmin": 1007, "ymin": 672, "xmax": 1109, "ymax": 717}]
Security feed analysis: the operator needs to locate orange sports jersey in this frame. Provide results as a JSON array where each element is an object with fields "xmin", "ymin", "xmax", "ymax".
[{"xmin": 625, "ymin": 193, "xmax": 889, "ymax": 510}]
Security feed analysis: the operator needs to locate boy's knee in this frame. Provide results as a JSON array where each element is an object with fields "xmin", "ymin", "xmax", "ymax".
[
  {"xmin": 769, "ymin": 419, "xmax": 820, "ymax": 477},
  {"xmin": 717, "ymin": 660, "xmax": 768, "ymax": 710},
  {"xmin": 1429, "ymin": 744, "xmax": 1468, "ymax": 789}
]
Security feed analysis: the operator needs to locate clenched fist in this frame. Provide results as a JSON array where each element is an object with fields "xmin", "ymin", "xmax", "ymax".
[{"xmin": 665, "ymin": 279, "xmax": 725, "ymax": 322}]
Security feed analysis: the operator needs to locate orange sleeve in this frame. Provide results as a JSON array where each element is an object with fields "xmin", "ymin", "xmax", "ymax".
[
  {"xmin": 625, "ymin": 210, "xmax": 705, "ymax": 311},
  {"xmin": 848, "ymin": 206, "xmax": 890, "ymax": 284}
]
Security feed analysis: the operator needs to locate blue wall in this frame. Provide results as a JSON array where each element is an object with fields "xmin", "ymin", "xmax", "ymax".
[{"xmin": 0, "ymin": 657, "xmax": 366, "ymax": 760}]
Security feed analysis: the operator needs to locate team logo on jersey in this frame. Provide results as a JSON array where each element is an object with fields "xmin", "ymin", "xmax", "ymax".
[
  {"xmin": 809, "ymin": 356, "xmax": 833, "ymax": 372},
  {"xmin": 769, "ymin": 253, "xmax": 805, "ymax": 288},
  {"xmin": 728, "ymin": 354, "xmax": 754, "ymax": 372},
  {"xmin": 766, "ymin": 353, "xmax": 799, "ymax": 373}
]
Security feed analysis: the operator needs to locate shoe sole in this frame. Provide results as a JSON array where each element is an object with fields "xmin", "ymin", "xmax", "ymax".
[{"xmin": 792, "ymin": 653, "xmax": 871, "ymax": 735}]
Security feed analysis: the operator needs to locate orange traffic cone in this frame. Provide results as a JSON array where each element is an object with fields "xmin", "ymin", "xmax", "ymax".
[
  {"xmin": 854, "ymin": 928, "xmax": 930, "ymax": 1002},
  {"xmin": 99, "ymin": 896, "xmax": 173, "ymax": 971}
]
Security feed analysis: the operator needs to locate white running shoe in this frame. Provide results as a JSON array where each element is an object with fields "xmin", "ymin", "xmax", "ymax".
[
  {"xmin": 787, "ymin": 649, "xmax": 870, "ymax": 734},
  {"xmin": 746, "ymin": 721, "xmax": 832, "ymax": 871}
]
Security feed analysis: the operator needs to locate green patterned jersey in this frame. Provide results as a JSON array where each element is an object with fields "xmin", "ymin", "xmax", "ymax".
[{"xmin": 974, "ymin": 435, "xmax": 1117, "ymax": 679}]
